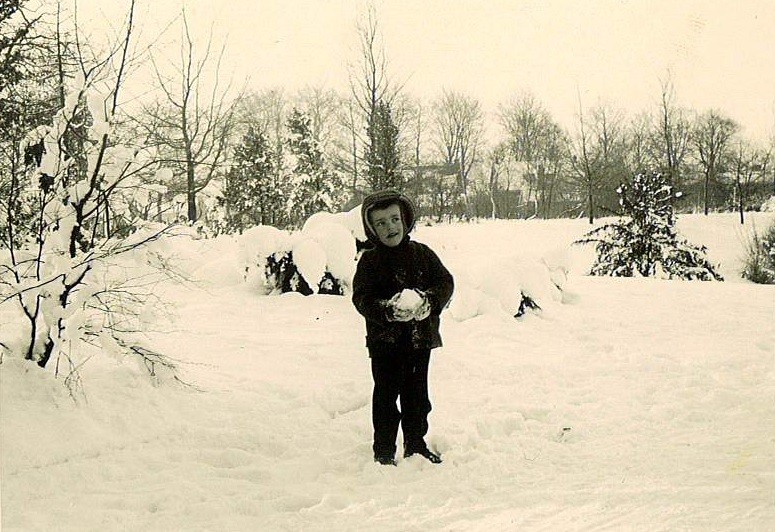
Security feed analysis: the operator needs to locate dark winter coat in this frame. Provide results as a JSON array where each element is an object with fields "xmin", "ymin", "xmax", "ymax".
[{"xmin": 352, "ymin": 190, "xmax": 454, "ymax": 352}]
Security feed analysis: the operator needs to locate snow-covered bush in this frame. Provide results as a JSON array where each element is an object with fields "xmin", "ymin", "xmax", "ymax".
[
  {"xmin": 237, "ymin": 206, "xmax": 361, "ymax": 296},
  {"xmin": 447, "ymin": 251, "xmax": 569, "ymax": 321},
  {"xmin": 761, "ymin": 196, "xmax": 775, "ymax": 213},
  {"xmin": 741, "ymin": 221, "xmax": 775, "ymax": 284},
  {"xmin": 0, "ymin": 29, "xmax": 182, "ymax": 390},
  {"xmin": 575, "ymin": 171, "xmax": 723, "ymax": 281}
]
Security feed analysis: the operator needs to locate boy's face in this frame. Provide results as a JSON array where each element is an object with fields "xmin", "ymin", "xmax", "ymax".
[{"xmin": 369, "ymin": 203, "xmax": 404, "ymax": 247}]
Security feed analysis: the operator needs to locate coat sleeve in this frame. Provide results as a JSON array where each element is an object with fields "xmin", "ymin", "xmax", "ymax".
[
  {"xmin": 352, "ymin": 251, "xmax": 390, "ymax": 322},
  {"xmin": 422, "ymin": 245, "xmax": 454, "ymax": 316}
]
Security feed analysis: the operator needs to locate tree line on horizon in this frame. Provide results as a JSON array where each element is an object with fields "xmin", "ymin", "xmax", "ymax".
[{"xmin": 2, "ymin": 1, "xmax": 774, "ymax": 240}]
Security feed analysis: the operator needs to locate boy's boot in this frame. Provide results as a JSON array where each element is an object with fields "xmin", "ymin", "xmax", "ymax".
[
  {"xmin": 404, "ymin": 446, "xmax": 442, "ymax": 464},
  {"xmin": 374, "ymin": 455, "xmax": 397, "ymax": 466}
]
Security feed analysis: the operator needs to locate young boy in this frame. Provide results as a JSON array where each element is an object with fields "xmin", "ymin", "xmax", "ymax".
[{"xmin": 352, "ymin": 189, "xmax": 454, "ymax": 466}]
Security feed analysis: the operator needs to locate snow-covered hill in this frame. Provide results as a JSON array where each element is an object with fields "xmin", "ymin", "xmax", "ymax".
[{"xmin": 2, "ymin": 213, "xmax": 774, "ymax": 531}]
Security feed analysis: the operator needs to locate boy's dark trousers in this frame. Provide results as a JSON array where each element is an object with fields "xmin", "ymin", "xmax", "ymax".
[{"xmin": 369, "ymin": 346, "xmax": 432, "ymax": 459}]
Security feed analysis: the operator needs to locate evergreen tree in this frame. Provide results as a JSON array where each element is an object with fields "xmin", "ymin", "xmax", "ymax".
[
  {"xmin": 285, "ymin": 108, "xmax": 340, "ymax": 225},
  {"xmin": 576, "ymin": 170, "xmax": 723, "ymax": 280},
  {"xmin": 218, "ymin": 127, "xmax": 277, "ymax": 233},
  {"xmin": 366, "ymin": 100, "xmax": 402, "ymax": 191}
]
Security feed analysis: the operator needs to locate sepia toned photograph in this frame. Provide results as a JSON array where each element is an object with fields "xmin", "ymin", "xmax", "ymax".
[{"xmin": 1, "ymin": 1, "xmax": 774, "ymax": 530}]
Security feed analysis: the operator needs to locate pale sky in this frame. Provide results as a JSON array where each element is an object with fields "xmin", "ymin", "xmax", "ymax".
[{"xmin": 78, "ymin": 0, "xmax": 775, "ymax": 140}]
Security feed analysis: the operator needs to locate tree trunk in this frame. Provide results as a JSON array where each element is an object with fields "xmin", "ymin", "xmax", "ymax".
[
  {"xmin": 587, "ymin": 181, "xmax": 594, "ymax": 224},
  {"xmin": 38, "ymin": 338, "xmax": 54, "ymax": 368},
  {"xmin": 187, "ymin": 161, "xmax": 197, "ymax": 222},
  {"xmin": 547, "ymin": 178, "xmax": 555, "ymax": 218}
]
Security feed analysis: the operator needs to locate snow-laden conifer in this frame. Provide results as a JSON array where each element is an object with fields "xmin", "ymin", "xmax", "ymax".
[
  {"xmin": 284, "ymin": 109, "xmax": 341, "ymax": 227},
  {"xmin": 575, "ymin": 171, "xmax": 723, "ymax": 281},
  {"xmin": 217, "ymin": 127, "xmax": 278, "ymax": 233}
]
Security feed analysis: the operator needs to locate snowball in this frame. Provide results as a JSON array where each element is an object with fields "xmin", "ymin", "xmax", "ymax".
[
  {"xmin": 292, "ymin": 238, "xmax": 327, "ymax": 291},
  {"xmin": 394, "ymin": 288, "xmax": 423, "ymax": 311}
]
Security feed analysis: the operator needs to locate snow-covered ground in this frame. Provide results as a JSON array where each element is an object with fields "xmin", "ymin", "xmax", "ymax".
[{"xmin": 2, "ymin": 212, "xmax": 774, "ymax": 531}]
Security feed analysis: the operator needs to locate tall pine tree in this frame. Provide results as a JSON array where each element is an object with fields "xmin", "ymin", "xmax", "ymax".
[
  {"xmin": 218, "ymin": 127, "xmax": 277, "ymax": 233},
  {"xmin": 576, "ymin": 170, "xmax": 723, "ymax": 280},
  {"xmin": 285, "ymin": 108, "xmax": 340, "ymax": 226},
  {"xmin": 366, "ymin": 100, "xmax": 402, "ymax": 191}
]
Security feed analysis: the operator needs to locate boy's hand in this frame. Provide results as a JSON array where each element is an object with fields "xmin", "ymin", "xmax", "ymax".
[
  {"xmin": 412, "ymin": 291, "xmax": 431, "ymax": 321},
  {"xmin": 392, "ymin": 307, "xmax": 415, "ymax": 322},
  {"xmin": 385, "ymin": 293, "xmax": 414, "ymax": 322},
  {"xmin": 385, "ymin": 290, "xmax": 431, "ymax": 322}
]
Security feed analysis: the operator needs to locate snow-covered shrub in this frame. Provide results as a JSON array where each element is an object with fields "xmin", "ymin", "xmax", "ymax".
[
  {"xmin": 447, "ymin": 251, "xmax": 569, "ymax": 321},
  {"xmin": 575, "ymin": 171, "xmax": 723, "ymax": 281},
  {"xmin": 1, "ymin": 47, "xmax": 182, "ymax": 390},
  {"xmin": 237, "ymin": 224, "xmax": 288, "ymax": 291},
  {"xmin": 741, "ymin": 221, "xmax": 775, "ymax": 284},
  {"xmin": 264, "ymin": 251, "xmax": 345, "ymax": 296},
  {"xmin": 761, "ymin": 196, "xmax": 775, "ymax": 213},
  {"xmin": 238, "ymin": 207, "xmax": 361, "ymax": 296}
]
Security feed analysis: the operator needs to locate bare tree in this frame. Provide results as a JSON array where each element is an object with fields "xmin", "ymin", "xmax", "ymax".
[
  {"xmin": 626, "ymin": 111, "xmax": 653, "ymax": 175},
  {"xmin": 347, "ymin": 5, "xmax": 405, "ymax": 193},
  {"xmin": 335, "ymin": 96, "xmax": 362, "ymax": 195},
  {"xmin": 693, "ymin": 110, "xmax": 739, "ymax": 215},
  {"xmin": 397, "ymin": 95, "xmax": 431, "ymax": 208},
  {"xmin": 349, "ymin": 5, "xmax": 398, "ymax": 122},
  {"xmin": 499, "ymin": 92, "xmax": 566, "ymax": 218},
  {"xmin": 432, "ymin": 89, "xmax": 484, "ymax": 218},
  {"xmin": 653, "ymin": 77, "xmax": 693, "ymax": 197},
  {"xmin": 294, "ymin": 85, "xmax": 343, "ymax": 155},
  {"xmin": 1, "ymin": 0, "xmax": 58, "ymax": 250},
  {"xmin": 236, "ymin": 87, "xmax": 287, "ymax": 142},
  {"xmin": 571, "ymin": 101, "xmax": 629, "ymax": 223},
  {"xmin": 484, "ymin": 143, "xmax": 508, "ymax": 219},
  {"xmin": 142, "ymin": 11, "xmax": 238, "ymax": 223},
  {"xmin": 731, "ymin": 140, "xmax": 771, "ymax": 224}
]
